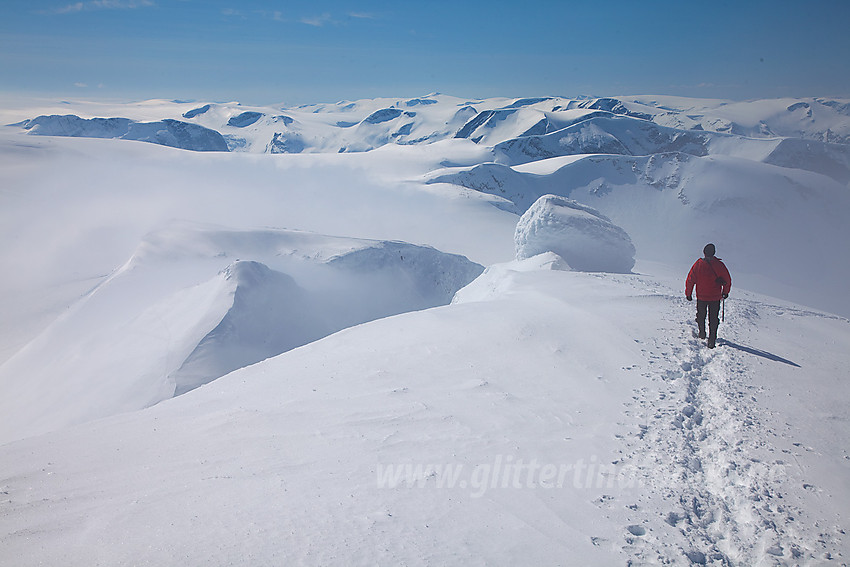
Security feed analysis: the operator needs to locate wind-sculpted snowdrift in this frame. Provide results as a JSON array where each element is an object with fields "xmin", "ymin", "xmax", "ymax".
[
  {"xmin": 515, "ymin": 195, "xmax": 636, "ymax": 273},
  {"xmin": 0, "ymin": 224, "xmax": 483, "ymax": 444},
  {"xmin": 429, "ymin": 149, "xmax": 850, "ymax": 315}
]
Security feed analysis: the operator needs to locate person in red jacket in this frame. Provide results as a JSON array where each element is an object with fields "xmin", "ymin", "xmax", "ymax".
[{"xmin": 685, "ymin": 243, "xmax": 731, "ymax": 348}]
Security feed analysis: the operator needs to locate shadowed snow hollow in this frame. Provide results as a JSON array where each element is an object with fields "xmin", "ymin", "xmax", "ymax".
[
  {"xmin": 0, "ymin": 224, "xmax": 483, "ymax": 444},
  {"xmin": 515, "ymin": 194, "xmax": 635, "ymax": 273},
  {"xmin": 168, "ymin": 261, "xmax": 322, "ymax": 396}
]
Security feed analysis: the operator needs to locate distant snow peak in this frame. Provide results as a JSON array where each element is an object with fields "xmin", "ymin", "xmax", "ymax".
[
  {"xmin": 493, "ymin": 115, "xmax": 712, "ymax": 166},
  {"xmin": 505, "ymin": 97, "xmax": 554, "ymax": 109},
  {"xmin": 19, "ymin": 114, "xmax": 228, "ymax": 152},
  {"xmin": 13, "ymin": 94, "xmax": 850, "ymax": 164},
  {"xmin": 515, "ymin": 194, "xmax": 636, "ymax": 274},
  {"xmin": 573, "ymin": 97, "xmax": 654, "ymax": 121}
]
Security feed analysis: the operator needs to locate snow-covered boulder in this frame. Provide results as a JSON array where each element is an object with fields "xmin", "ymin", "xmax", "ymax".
[{"xmin": 515, "ymin": 194, "xmax": 635, "ymax": 273}]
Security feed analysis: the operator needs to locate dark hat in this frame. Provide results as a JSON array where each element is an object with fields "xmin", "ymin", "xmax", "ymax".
[{"xmin": 703, "ymin": 243, "xmax": 716, "ymax": 257}]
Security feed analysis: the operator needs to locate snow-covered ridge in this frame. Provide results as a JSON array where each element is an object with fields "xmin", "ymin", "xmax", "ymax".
[
  {"xmin": 0, "ymin": 223, "xmax": 483, "ymax": 443},
  {"xmin": 489, "ymin": 114, "xmax": 850, "ymax": 182},
  {"xmin": 1, "ymin": 257, "xmax": 847, "ymax": 565},
  {"xmin": 9, "ymin": 94, "xmax": 850, "ymax": 158},
  {"xmin": 1, "ymin": 93, "xmax": 850, "ymax": 565},
  {"xmin": 15, "ymin": 114, "xmax": 228, "ymax": 151}
]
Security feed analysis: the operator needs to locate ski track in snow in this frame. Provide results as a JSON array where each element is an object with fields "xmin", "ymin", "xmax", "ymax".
[{"xmin": 610, "ymin": 288, "xmax": 845, "ymax": 566}]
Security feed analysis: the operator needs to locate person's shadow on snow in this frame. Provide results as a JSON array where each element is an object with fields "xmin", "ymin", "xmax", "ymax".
[{"xmin": 716, "ymin": 339, "xmax": 801, "ymax": 367}]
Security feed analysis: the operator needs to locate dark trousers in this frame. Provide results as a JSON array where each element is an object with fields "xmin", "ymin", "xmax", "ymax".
[{"xmin": 696, "ymin": 299, "xmax": 721, "ymax": 340}]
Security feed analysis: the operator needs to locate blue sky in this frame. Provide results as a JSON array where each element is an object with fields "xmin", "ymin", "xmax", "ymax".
[{"xmin": 2, "ymin": 0, "xmax": 849, "ymax": 105}]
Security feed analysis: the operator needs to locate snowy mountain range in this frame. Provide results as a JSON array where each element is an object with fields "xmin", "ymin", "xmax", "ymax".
[
  {"xmin": 1, "ymin": 93, "xmax": 849, "ymax": 565},
  {"xmin": 12, "ymin": 94, "xmax": 850, "ymax": 154}
]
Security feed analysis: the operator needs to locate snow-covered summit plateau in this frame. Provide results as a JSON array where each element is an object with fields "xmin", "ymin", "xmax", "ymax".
[{"xmin": 1, "ymin": 93, "xmax": 848, "ymax": 565}]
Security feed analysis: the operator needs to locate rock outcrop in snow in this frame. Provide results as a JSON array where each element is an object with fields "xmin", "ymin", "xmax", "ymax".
[
  {"xmin": 515, "ymin": 194, "xmax": 636, "ymax": 273},
  {"xmin": 182, "ymin": 104, "xmax": 211, "ymax": 119},
  {"xmin": 227, "ymin": 111, "xmax": 264, "ymax": 127}
]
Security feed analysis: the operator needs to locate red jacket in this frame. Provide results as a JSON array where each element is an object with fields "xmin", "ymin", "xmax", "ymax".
[{"xmin": 686, "ymin": 257, "xmax": 731, "ymax": 301}]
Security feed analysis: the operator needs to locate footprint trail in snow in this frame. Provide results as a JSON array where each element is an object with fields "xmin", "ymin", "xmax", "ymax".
[{"xmin": 612, "ymin": 291, "xmax": 846, "ymax": 566}]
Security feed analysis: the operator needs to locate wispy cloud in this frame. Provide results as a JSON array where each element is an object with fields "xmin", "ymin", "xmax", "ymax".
[
  {"xmin": 300, "ymin": 13, "xmax": 334, "ymax": 27},
  {"xmin": 254, "ymin": 10, "xmax": 375, "ymax": 26},
  {"xmin": 42, "ymin": 0, "xmax": 155, "ymax": 14},
  {"xmin": 50, "ymin": 2, "xmax": 82, "ymax": 12},
  {"xmin": 252, "ymin": 9, "xmax": 287, "ymax": 22}
]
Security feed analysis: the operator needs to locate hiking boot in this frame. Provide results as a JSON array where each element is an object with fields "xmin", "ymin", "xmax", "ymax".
[{"xmin": 708, "ymin": 324, "xmax": 717, "ymax": 349}]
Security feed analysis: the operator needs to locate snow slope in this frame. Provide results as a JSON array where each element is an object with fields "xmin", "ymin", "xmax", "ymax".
[
  {"xmin": 1, "ymin": 93, "xmax": 849, "ymax": 565},
  {"xmin": 0, "ymin": 223, "xmax": 483, "ymax": 443},
  {"xmin": 0, "ymin": 130, "xmax": 514, "ymax": 362},
  {"xmin": 429, "ymin": 151, "xmax": 850, "ymax": 317},
  {"xmin": 0, "ymin": 258, "xmax": 847, "ymax": 565}
]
